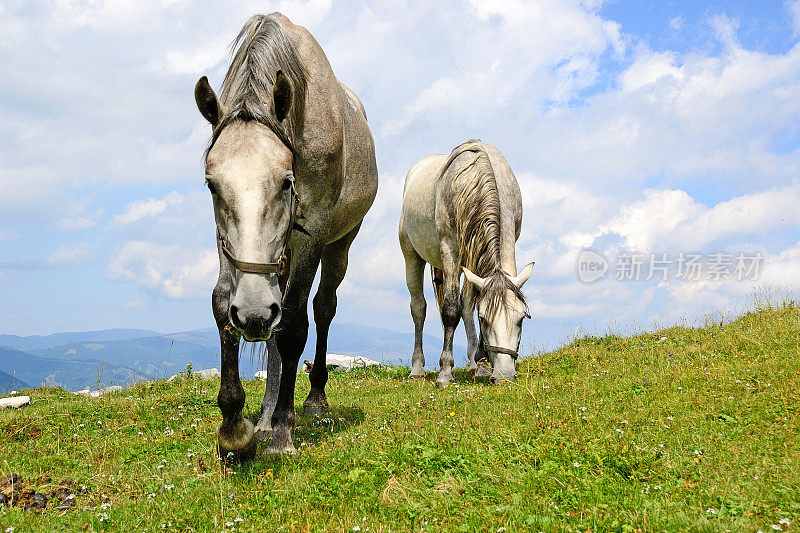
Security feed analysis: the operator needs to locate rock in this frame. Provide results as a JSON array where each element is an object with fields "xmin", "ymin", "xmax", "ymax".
[
  {"xmin": 254, "ymin": 370, "xmax": 270, "ymax": 380},
  {"xmin": 325, "ymin": 354, "xmax": 381, "ymax": 372},
  {"xmin": 196, "ymin": 368, "xmax": 220, "ymax": 380},
  {"xmin": 168, "ymin": 367, "xmax": 220, "ymax": 382},
  {"xmin": 0, "ymin": 396, "xmax": 31, "ymax": 409},
  {"xmin": 0, "ymin": 492, "xmax": 7, "ymax": 506},
  {"xmin": 74, "ymin": 386, "xmax": 122, "ymax": 398}
]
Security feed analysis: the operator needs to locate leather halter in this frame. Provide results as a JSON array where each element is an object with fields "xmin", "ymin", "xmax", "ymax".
[
  {"xmin": 483, "ymin": 344, "xmax": 519, "ymax": 358},
  {"xmin": 478, "ymin": 321, "xmax": 519, "ymax": 359},
  {"xmin": 219, "ymin": 177, "xmax": 298, "ymax": 277}
]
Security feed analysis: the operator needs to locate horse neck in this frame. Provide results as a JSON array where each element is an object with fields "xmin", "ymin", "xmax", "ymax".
[{"xmin": 497, "ymin": 214, "xmax": 518, "ymax": 277}]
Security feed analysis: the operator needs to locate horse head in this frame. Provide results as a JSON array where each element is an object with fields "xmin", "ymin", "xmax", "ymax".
[
  {"xmin": 462, "ymin": 262, "xmax": 534, "ymax": 383},
  {"xmin": 195, "ymin": 72, "xmax": 296, "ymax": 341}
]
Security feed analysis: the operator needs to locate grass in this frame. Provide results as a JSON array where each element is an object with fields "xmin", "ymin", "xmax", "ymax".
[{"xmin": 1, "ymin": 304, "xmax": 799, "ymax": 532}]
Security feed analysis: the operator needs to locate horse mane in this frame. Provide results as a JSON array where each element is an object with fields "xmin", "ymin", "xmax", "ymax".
[
  {"xmin": 444, "ymin": 140, "xmax": 526, "ymax": 317},
  {"xmin": 209, "ymin": 14, "xmax": 307, "ymax": 154}
]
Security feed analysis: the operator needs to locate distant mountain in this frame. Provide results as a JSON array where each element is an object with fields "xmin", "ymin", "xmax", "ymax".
[
  {"xmin": 0, "ymin": 323, "xmax": 464, "ymax": 392},
  {"xmin": 0, "ymin": 369, "xmax": 30, "ymax": 395},
  {"xmin": 0, "ymin": 329, "xmax": 160, "ymax": 352},
  {"xmin": 0, "ymin": 346, "xmax": 122, "ymax": 392}
]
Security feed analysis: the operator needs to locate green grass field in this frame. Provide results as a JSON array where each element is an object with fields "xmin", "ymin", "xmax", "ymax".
[{"xmin": 1, "ymin": 304, "xmax": 798, "ymax": 532}]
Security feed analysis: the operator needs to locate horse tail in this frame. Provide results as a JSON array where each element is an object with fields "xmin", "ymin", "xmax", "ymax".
[{"xmin": 431, "ymin": 265, "xmax": 445, "ymax": 314}]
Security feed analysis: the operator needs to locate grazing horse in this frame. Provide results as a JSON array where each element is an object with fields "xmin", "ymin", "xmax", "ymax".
[
  {"xmin": 195, "ymin": 13, "xmax": 377, "ymax": 456},
  {"xmin": 399, "ymin": 140, "xmax": 533, "ymax": 387}
]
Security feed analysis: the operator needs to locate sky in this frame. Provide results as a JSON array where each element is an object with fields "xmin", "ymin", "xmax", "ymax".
[{"xmin": 1, "ymin": 0, "xmax": 799, "ymax": 359}]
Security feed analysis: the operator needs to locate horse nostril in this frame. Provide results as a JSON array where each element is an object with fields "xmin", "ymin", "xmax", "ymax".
[
  {"xmin": 266, "ymin": 303, "xmax": 281, "ymax": 329},
  {"xmin": 229, "ymin": 305, "xmax": 242, "ymax": 328}
]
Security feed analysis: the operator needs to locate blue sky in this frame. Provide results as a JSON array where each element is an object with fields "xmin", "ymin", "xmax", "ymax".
[{"xmin": 1, "ymin": 0, "xmax": 799, "ymax": 359}]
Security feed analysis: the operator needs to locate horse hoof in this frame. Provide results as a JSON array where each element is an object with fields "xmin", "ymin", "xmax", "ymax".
[
  {"xmin": 264, "ymin": 443, "xmax": 298, "ymax": 456},
  {"xmin": 434, "ymin": 377, "xmax": 454, "ymax": 388},
  {"xmin": 302, "ymin": 403, "xmax": 327, "ymax": 416},
  {"xmin": 302, "ymin": 392, "xmax": 329, "ymax": 415},
  {"xmin": 216, "ymin": 418, "xmax": 255, "ymax": 459},
  {"xmin": 408, "ymin": 372, "xmax": 424, "ymax": 380},
  {"xmin": 264, "ymin": 434, "xmax": 298, "ymax": 456}
]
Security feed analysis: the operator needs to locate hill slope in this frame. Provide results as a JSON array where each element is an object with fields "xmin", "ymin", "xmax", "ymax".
[
  {"xmin": 0, "ymin": 369, "xmax": 29, "ymax": 395},
  {"xmin": 1, "ymin": 305, "xmax": 798, "ymax": 531}
]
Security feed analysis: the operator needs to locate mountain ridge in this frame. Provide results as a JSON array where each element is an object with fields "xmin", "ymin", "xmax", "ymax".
[{"xmin": 0, "ymin": 323, "xmax": 465, "ymax": 392}]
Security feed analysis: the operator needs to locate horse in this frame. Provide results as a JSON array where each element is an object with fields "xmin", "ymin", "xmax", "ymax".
[
  {"xmin": 398, "ymin": 140, "xmax": 534, "ymax": 387},
  {"xmin": 194, "ymin": 13, "xmax": 378, "ymax": 456}
]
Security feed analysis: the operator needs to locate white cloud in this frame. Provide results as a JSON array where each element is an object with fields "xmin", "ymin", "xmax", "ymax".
[
  {"xmin": 108, "ymin": 241, "xmax": 218, "ymax": 299},
  {"xmin": 113, "ymin": 191, "xmax": 183, "ymax": 226},
  {"xmin": 46, "ymin": 243, "xmax": 93, "ymax": 266},
  {"xmin": 588, "ymin": 184, "xmax": 800, "ymax": 252},
  {"xmin": 789, "ymin": 0, "xmax": 800, "ymax": 37},
  {"xmin": 618, "ymin": 50, "xmax": 683, "ymax": 93},
  {"xmin": 601, "ymin": 189, "xmax": 702, "ymax": 251},
  {"xmin": 669, "ymin": 16, "xmax": 683, "ymax": 31},
  {"xmin": 380, "ymin": 0, "xmax": 623, "ymax": 136}
]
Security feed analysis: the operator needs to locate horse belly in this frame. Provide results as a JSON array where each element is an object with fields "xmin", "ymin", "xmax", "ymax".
[{"xmin": 401, "ymin": 156, "xmax": 445, "ymax": 268}]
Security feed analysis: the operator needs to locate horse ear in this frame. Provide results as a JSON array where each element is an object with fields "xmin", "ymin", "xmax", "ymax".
[
  {"xmin": 462, "ymin": 267, "xmax": 488, "ymax": 291},
  {"xmin": 273, "ymin": 70, "xmax": 293, "ymax": 122},
  {"xmin": 510, "ymin": 262, "xmax": 535, "ymax": 289},
  {"xmin": 195, "ymin": 76, "xmax": 221, "ymax": 126}
]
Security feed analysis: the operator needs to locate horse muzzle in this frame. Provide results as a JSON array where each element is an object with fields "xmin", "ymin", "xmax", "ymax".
[
  {"xmin": 489, "ymin": 351, "xmax": 517, "ymax": 384},
  {"xmin": 229, "ymin": 301, "xmax": 281, "ymax": 342}
]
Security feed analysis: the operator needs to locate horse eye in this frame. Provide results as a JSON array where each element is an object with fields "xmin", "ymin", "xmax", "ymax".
[
  {"xmin": 282, "ymin": 176, "xmax": 293, "ymax": 191},
  {"xmin": 205, "ymin": 179, "xmax": 217, "ymax": 195}
]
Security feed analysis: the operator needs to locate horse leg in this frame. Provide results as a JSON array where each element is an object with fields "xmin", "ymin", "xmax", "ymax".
[
  {"xmin": 265, "ymin": 242, "xmax": 324, "ymax": 455},
  {"xmin": 461, "ymin": 290, "xmax": 479, "ymax": 374},
  {"xmin": 255, "ymin": 249, "xmax": 291, "ymax": 441},
  {"xmin": 254, "ymin": 338, "xmax": 281, "ymax": 441},
  {"xmin": 435, "ymin": 242, "xmax": 461, "ymax": 388},
  {"xmin": 400, "ymin": 231, "xmax": 426, "ymax": 378},
  {"xmin": 212, "ymin": 275, "xmax": 255, "ymax": 459},
  {"xmin": 303, "ymin": 223, "xmax": 361, "ymax": 414}
]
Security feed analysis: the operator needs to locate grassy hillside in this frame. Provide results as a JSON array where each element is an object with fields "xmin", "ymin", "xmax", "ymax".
[{"xmin": 1, "ymin": 305, "xmax": 798, "ymax": 532}]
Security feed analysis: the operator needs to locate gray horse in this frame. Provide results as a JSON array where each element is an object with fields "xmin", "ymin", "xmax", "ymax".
[
  {"xmin": 195, "ymin": 13, "xmax": 377, "ymax": 456},
  {"xmin": 399, "ymin": 140, "xmax": 533, "ymax": 387}
]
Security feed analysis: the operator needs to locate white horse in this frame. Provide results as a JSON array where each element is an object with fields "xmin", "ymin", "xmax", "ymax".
[{"xmin": 399, "ymin": 140, "xmax": 533, "ymax": 387}]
